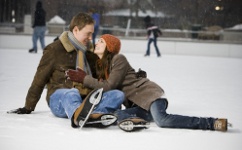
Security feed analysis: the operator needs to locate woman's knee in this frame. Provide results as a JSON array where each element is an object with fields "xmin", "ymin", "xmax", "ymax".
[
  {"xmin": 150, "ymin": 98, "xmax": 169, "ymax": 127},
  {"xmin": 151, "ymin": 98, "xmax": 168, "ymax": 111}
]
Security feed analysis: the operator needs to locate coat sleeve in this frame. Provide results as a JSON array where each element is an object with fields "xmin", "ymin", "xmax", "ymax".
[
  {"xmin": 24, "ymin": 47, "xmax": 55, "ymax": 111},
  {"xmin": 157, "ymin": 28, "xmax": 162, "ymax": 36},
  {"xmin": 83, "ymin": 54, "xmax": 128, "ymax": 91}
]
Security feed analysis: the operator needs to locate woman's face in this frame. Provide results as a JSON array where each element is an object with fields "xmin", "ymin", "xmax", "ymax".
[{"xmin": 94, "ymin": 38, "xmax": 107, "ymax": 58}]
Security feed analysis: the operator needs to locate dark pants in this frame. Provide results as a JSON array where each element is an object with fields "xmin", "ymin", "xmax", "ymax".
[
  {"xmin": 115, "ymin": 98, "xmax": 216, "ymax": 130},
  {"xmin": 145, "ymin": 38, "xmax": 161, "ymax": 56}
]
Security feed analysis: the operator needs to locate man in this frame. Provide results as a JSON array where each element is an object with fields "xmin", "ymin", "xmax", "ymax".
[{"xmin": 8, "ymin": 12, "xmax": 124, "ymax": 128}]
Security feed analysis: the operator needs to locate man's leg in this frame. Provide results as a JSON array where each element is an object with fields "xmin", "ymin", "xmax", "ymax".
[
  {"xmin": 93, "ymin": 89, "xmax": 124, "ymax": 114},
  {"xmin": 49, "ymin": 88, "xmax": 82, "ymax": 119}
]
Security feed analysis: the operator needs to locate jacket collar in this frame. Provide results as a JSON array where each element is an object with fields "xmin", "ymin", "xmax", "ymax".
[{"xmin": 59, "ymin": 31, "xmax": 76, "ymax": 52}]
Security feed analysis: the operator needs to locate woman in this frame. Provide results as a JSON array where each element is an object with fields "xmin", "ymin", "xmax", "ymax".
[{"xmin": 66, "ymin": 34, "xmax": 229, "ymax": 132}]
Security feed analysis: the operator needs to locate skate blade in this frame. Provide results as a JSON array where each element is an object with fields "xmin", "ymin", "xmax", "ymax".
[
  {"xmin": 119, "ymin": 121, "xmax": 150, "ymax": 132},
  {"xmin": 79, "ymin": 103, "xmax": 96, "ymax": 128},
  {"xmin": 89, "ymin": 88, "xmax": 103, "ymax": 105},
  {"xmin": 79, "ymin": 88, "xmax": 104, "ymax": 128},
  {"xmin": 86, "ymin": 115, "xmax": 117, "ymax": 126}
]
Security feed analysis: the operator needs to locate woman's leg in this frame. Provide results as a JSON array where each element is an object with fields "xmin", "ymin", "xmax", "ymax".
[
  {"xmin": 150, "ymin": 98, "xmax": 216, "ymax": 130},
  {"xmin": 115, "ymin": 106, "xmax": 151, "ymax": 132},
  {"xmin": 115, "ymin": 106, "xmax": 153, "ymax": 122}
]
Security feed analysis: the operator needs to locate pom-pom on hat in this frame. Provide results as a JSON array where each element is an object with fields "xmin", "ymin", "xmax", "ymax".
[{"xmin": 100, "ymin": 34, "xmax": 121, "ymax": 54}]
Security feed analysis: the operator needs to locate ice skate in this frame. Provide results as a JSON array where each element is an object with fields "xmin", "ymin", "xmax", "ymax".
[
  {"xmin": 72, "ymin": 88, "xmax": 103, "ymax": 128},
  {"xmin": 118, "ymin": 118, "xmax": 150, "ymax": 132},
  {"xmin": 214, "ymin": 118, "xmax": 232, "ymax": 132},
  {"xmin": 84, "ymin": 113, "xmax": 117, "ymax": 128}
]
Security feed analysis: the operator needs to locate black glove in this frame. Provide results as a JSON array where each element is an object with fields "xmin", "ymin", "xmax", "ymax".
[
  {"xmin": 7, "ymin": 107, "xmax": 32, "ymax": 114},
  {"xmin": 136, "ymin": 68, "xmax": 147, "ymax": 78},
  {"xmin": 66, "ymin": 67, "xmax": 87, "ymax": 83}
]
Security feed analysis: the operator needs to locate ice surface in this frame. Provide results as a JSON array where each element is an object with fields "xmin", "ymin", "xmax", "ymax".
[{"xmin": 0, "ymin": 38, "xmax": 242, "ymax": 150}]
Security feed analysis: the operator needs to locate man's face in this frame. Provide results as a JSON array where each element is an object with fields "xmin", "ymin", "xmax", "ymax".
[{"xmin": 73, "ymin": 24, "xmax": 94, "ymax": 46}]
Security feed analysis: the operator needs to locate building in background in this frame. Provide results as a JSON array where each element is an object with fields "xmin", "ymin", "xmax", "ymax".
[{"xmin": 0, "ymin": 0, "xmax": 242, "ymax": 33}]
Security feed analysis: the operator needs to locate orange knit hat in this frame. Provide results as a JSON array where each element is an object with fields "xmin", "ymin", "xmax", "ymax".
[{"xmin": 100, "ymin": 34, "xmax": 121, "ymax": 54}]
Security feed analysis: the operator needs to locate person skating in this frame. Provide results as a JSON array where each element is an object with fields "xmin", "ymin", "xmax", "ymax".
[{"xmin": 29, "ymin": 1, "xmax": 46, "ymax": 53}]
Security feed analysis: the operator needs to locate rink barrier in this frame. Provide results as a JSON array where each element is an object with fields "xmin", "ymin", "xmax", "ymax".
[{"xmin": 0, "ymin": 34, "xmax": 241, "ymax": 58}]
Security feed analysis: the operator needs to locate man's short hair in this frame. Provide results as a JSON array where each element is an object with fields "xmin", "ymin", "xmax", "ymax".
[{"xmin": 69, "ymin": 12, "xmax": 94, "ymax": 32}]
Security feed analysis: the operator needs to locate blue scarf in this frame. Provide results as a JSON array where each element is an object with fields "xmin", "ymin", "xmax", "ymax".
[{"xmin": 67, "ymin": 31, "xmax": 92, "ymax": 76}]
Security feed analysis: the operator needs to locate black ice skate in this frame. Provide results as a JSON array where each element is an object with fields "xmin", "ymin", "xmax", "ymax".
[
  {"xmin": 84, "ymin": 113, "xmax": 117, "ymax": 128},
  {"xmin": 72, "ymin": 88, "xmax": 103, "ymax": 128}
]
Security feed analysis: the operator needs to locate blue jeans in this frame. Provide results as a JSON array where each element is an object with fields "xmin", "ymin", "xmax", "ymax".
[
  {"xmin": 92, "ymin": 26, "xmax": 99, "ymax": 45},
  {"xmin": 115, "ymin": 99, "xmax": 216, "ymax": 130},
  {"xmin": 32, "ymin": 26, "xmax": 46, "ymax": 52},
  {"xmin": 145, "ymin": 38, "xmax": 161, "ymax": 56},
  {"xmin": 49, "ymin": 88, "xmax": 124, "ymax": 119}
]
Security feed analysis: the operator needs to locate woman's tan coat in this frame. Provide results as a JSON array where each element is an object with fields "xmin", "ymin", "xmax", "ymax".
[{"xmin": 83, "ymin": 54, "xmax": 165, "ymax": 111}]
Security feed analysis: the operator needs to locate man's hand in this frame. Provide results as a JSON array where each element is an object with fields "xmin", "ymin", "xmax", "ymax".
[
  {"xmin": 66, "ymin": 67, "xmax": 87, "ymax": 83},
  {"xmin": 7, "ymin": 107, "xmax": 32, "ymax": 114}
]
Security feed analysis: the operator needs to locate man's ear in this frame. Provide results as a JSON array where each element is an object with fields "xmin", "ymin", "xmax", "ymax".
[{"xmin": 72, "ymin": 26, "xmax": 79, "ymax": 34}]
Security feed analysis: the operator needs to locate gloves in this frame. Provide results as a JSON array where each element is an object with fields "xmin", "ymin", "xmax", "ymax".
[
  {"xmin": 7, "ymin": 107, "xmax": 32, "ymax": 114},
  {"xmin": 66, "ymin": 67, "xmax": 87, "ymax": 83},
  {"xmin": 136, "ymin": 68, "xmax": 147, "ymax": 78}
]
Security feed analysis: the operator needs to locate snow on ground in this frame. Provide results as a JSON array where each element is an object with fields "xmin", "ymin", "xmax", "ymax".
[{"xmin": 0, "ymin": 39, "xmax": 242, "ymax": 150}]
